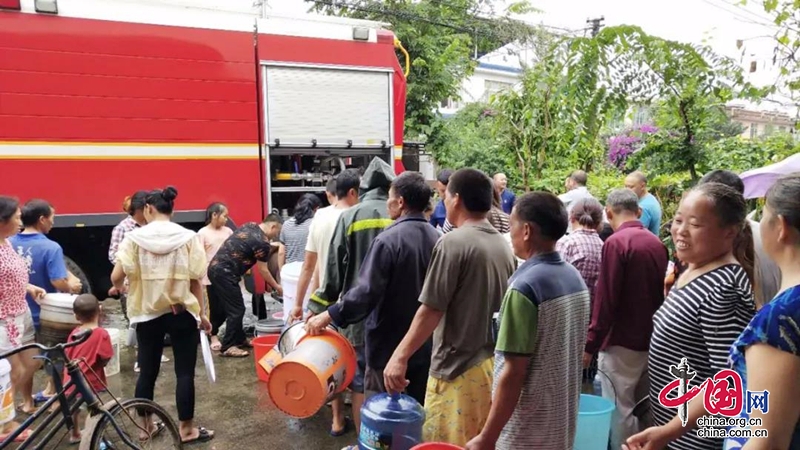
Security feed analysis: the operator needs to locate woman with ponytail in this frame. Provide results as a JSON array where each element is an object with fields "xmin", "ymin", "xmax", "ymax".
[
  {"xmin": 111, "ymin": 186, "xmax": 215, "ymax": 444},
  {"xmin": 556, "ymin": 197, "xmax": 604, "ymax": 307},
  {"xmin": 625, "ymin": 182, "xmax": 756, "ymax": 450},
  {"xmin": 279, "ymin": 194, "xmax": 321, "ymax": 264}
]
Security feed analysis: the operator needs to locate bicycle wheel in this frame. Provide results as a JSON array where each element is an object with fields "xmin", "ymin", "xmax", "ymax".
[{"xmin": 81, "ymin": 398, "xmax": 182, "ymax": 450}]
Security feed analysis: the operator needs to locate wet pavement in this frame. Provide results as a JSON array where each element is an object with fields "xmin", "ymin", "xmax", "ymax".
[{"xmin": 27, "ymin": 298, "xmax": 356, "ymax": 450}]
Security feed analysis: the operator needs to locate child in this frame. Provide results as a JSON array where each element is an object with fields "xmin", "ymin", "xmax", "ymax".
[
  {"xmin": 63, "ymin": 294, "xmax": 113, "ymax": 444},
  {"xmin": 197, "ymin": 202, "xmax": 233, "ymax": 351}
]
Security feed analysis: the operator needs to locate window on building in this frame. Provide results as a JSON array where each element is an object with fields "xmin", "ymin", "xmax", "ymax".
[
  {"xmin": 779, "ymin": 126, "xmax": 787, "ymax": 133},
  {"xmin": 749, "ymin": 124, "xmax": 758, "ymax": 139},
  {"xmin": 484, "ymin": 80, "xmax": 513, "ymax": 98},
  {"xmin": 764, "ymin": 124, "xmax": 776, "ymax": 136}
]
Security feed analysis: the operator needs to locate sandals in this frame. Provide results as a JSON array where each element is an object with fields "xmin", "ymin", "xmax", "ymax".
[
  {"xmin": 32, "ymin": 391, "xmax": 53, "ymax": 404},
  {"xmin": 0, "ymin": 429, "xmax": 33, "ymax": 443},
  {"xmin": 139, "ymin": 420, "xmax": 166, "ymax": 442},
  {"xmin": 182, "ymin": 427, "xmax": 214, "ymax": 445},
  {"xmin": 330, "ymin": 417, "xmax": 353, "ymax": 437},
  {"xmin": 220, "ymin": 347, "xmax": 249, "ymax": 358},
  {"xmin": 209, "ymin": 338, "xmax": 222, "ymax": 352}
]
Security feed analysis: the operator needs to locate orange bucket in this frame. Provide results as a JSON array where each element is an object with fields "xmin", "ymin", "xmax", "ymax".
[
  {"xmin": 410, "ymin": 444, "xmax": 463, "ymax": 450},
  {"xmin": 252, "ymin": 334, "xmax": 280, "ymax": 382},
  {"xmin": 266, "ymin": 328, "xmax": 357, "ymax": 418}
]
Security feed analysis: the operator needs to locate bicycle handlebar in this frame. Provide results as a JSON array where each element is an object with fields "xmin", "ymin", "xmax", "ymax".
[{"xmin": 0, "ymin": 328, "xmax": 93, "ymax": 360}]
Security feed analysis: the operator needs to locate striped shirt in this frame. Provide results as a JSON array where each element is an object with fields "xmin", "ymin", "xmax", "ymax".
[
  {"xmin": 279, "ymin": 217, "xmax": 313, "ymax": 264},
  {"xmin": 648, "ymin": 264, "xmax": 755, "ymax": 450},
  {"xmin": 494, "ymin": 252, "xmax": 590, "ymax": 449}
]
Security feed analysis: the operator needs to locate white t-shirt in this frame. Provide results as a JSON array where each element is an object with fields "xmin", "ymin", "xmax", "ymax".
[{"xmin": 305, "ymin": 205, "xmax": 347, "ymax": 288}]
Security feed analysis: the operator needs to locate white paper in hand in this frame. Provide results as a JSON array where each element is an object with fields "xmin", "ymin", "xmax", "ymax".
[{"xmin": 199, "ymin": 331, "xmax": 216, "ymax": 383}]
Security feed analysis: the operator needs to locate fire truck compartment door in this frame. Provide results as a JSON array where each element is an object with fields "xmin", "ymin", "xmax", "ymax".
[{"xmin": 264, "ymin": 65, "xmax": 392, "ymax": 149}]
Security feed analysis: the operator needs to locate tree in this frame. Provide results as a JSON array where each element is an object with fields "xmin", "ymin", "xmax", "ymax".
[
  {"xmin": 614, "ymin": 30, "xmax": 764, "ymax": 180},
  {"xmin": 425, "ymin": 102, "xmax": 513, "ymax": 177},
  {"xmin": 490, "ymin": 25, "xmax": 662, "ymax": 191},
  {"xmin": 308, "ymin": 0, "xmax": 543, "ymax": 141}
]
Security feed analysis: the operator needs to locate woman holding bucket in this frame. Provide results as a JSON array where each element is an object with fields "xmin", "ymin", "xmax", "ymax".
[
  {"xmin": 0, "ymin": 196, "xmax": 45, "ymax": 442},
  {"xmin": 111, "ymin": 186, "xmax": 215, "ymax": 445}
]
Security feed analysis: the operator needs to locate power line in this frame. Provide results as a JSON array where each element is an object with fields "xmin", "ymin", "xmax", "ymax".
[{"xmin": 698, "ymin": 0, "xmax": 776, "ymax": 29}]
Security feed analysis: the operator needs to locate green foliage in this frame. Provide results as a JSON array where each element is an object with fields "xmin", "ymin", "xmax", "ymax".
[
  {"xmin": 702, "ymin": 133, "xmax": 800, "ymax": 174},
  {"xmin": 426, "ymin": 103, "xmax": 514, "ymax": 177},
  {"xmin": 309, "ymin": 0, "xmax": 543, "ymax": 140},
  {"xmin": 751, "ymin": 0, "xmax": 800, "ymax": 94}
]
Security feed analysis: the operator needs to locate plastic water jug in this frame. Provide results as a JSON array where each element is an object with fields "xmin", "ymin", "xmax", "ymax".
[{"xmin": 359, "ymin": 393, "xmax": 425, "ymax": 450}]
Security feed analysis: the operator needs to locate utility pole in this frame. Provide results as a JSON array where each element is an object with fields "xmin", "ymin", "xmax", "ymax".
[{"xmin": 587, "ymin": 16, "xmax": 605, "ymax": 37}]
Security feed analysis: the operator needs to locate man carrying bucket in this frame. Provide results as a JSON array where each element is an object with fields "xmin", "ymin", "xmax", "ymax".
[
  {"xmin": 384, "ymin": 168, "xmax": 516, "ymax": 447},
  {"xmin": 465, "ymin": 192, "xmax": 590, "ymax": 450},
  {"xmin": 289, "ymin": 169, "xmax": 361, "ymax": 437},
  {"xmin": 306, "ymin": 171, "xmax": 439, "ymax": 406},
  {"xmin": 306, "ymin": 157, "xmax": 396, "ymax": 439}
]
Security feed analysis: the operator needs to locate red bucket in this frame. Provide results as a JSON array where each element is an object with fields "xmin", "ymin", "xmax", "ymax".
[
  {"xmin": 410, "ymin": 444, "xmax": 463, "ymax": 450},
  {"xmin": 252, "ymin": 334, "xmax": 280, "ymax": 382}
]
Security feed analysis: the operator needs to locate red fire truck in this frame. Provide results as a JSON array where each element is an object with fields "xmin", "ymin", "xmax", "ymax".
[{"xmin": 0, "ymin": 0, "xmax": 407, "ymax": 294}]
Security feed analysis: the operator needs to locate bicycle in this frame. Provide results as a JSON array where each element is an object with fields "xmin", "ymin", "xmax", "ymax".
[{"xmin": 0, "ymin": 329, "xmax": 182, "ymax": 449}]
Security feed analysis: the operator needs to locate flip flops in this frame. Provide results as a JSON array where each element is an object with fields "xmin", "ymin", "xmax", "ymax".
[
  {"xmin": 32, "ymin": 391, "xmax": 52, "ymax": 404},
  {"xmin": 0, "ymin": 429, "xmax": 33, "ymax": 443},
  {"xmin": 139, "ymin": 421, "xmax": 166, "ymax": 442},
  {"xmin": 330, "ymin": 417, "xmax": 353, "ymax": 437},
  {"xmin": 182, "ymin": 427, "xmax": 214, "ymax": 445},
  {"xmin": 220, "ymin": 347, "xmax": 249, "ymax": 358}
]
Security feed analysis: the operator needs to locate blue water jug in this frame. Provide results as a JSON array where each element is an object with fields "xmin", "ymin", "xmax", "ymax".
[{"xmin": 358, "ymin": 393, "xmax": 425, "ymax": 450}]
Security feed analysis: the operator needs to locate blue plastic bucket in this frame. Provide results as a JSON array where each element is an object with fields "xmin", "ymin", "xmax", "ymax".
[{"xmin": 574, "ymin": 394, "xmax": 615, "ymax": 450}]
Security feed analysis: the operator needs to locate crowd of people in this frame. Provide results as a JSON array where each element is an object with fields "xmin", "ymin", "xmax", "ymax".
[{"xmin": 1, "ymin": 158, "xmax": 799, "ymax": 449}]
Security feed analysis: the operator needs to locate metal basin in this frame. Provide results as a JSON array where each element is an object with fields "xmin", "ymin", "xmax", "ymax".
[{"xmin": 277, "ymin": 321, "xmax": 338, "ymax": 355}]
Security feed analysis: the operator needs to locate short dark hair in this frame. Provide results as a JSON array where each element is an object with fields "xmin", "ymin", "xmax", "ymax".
[
  {"xmin": 326, "ymin": 178, "xmax": 337, "ymax": 195},
  {"xmin": 146, "ymin": 186, "xmax": 178, "ymax": 215},
  {"xmin": 391, "ymin": 172, "xmax": 432, "ymax": 213},
  {"xmin": 73, "ymin": 294, "xmax": 100, "ymax": 323},
  {"xmin": 263, "ymin": 213, "xmax": 284, "ymax": 225},
  {"xmin": 335, "ymin": 169, "xmax": 361, "ymax": 199},
  {"xmin": 446, "ymin": 168, "xmax": 493, "ymax": 214},
  {"xmin": 21, "ymin": 199, "xmax": 53, "ymax": 227},
  {"xmin": 437, "ymin": 169, "xmax": 453, "ymax": 186},
  {"xmin": 127, "ymin": 191, "xmax": 148, "ymax": 215},
  {"xmin": 0, "ymin": 196, "xmax": 20, "ymax": 223},
  {"xmin": 699, "ymin": 169, "xmax": 744, "ymax": 195},
  {"xmin": 569, "ymin": 170, "xmax": 588, "ymax": 186},
  {"xmin": 515, "ymin": 192, "xmax": 568, "ymax": 241}
]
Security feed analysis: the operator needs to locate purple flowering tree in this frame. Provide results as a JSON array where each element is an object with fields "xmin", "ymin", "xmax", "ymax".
[{"xmin": 608, "ymin": 124, "xmax": 658, "ymax": 169}]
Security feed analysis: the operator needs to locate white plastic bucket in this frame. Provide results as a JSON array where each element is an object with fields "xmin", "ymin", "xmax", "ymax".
[
  {"xmin": 39, "ymin": 293, "xmax": 80, "ymax": 345},
  {"xmin": 280, "ymin": 261, "xmax": 310, "ymax": 322},
  {"xmin": 0, "ymin": 359, "xmax": 14, "ymax": 426},
  {"xmin": 104, "ymin": 329, "xmax": 121, "ymax": 377}
]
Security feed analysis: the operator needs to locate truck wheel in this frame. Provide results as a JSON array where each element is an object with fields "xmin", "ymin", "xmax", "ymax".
[{"xmin": 64, "ymin": 256, "xmax": 92, "ymax": 295}]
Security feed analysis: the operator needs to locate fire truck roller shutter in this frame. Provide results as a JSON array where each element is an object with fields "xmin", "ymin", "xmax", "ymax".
[{"xmin": 264, "ymin": 65, "xmax": 393, "ymax": 149}]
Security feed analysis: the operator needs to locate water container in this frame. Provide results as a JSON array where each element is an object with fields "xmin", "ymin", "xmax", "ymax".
[
  {"xmin": 574, "ymin": 394, "xmax": 615, "ymax": 450},
  {"xmin": 39, "ymin": 293, "xmax": 80, "ymax": 346},
  {"xmin": 359, "ymin": 393, "xmax": 425, "ymax": 450},
  {"xmin": 279, "ymin": 262, "xmax": 311, "ymax": 323},
  {"xmin": 0, "ymin": 359, "xmax": 14, "ymax": 426},
  {"xmin": 255, "ymin": 318, "xmax": 283, "ymax": 337},
  {"xmin": 104, "ymin": 329, "xmax": 121, "ymax": 377}
]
